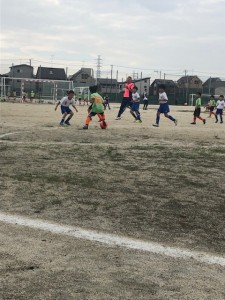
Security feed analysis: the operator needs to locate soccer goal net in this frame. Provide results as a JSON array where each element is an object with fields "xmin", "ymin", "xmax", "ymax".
[
  {"xmin": 0, "ymin": 77, "xmax": 73, "ymax": 103},
  {"xmin": 74, "ymin": 87, "xmax": 90, "ymax": 102}
]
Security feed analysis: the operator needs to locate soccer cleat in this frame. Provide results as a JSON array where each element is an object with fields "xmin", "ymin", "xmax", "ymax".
[
  {"xmin": 174, "ymin": 119, "xmax": 178, "ymax": 126},
  {"xmin": 215, "ymin": 120, "xmax": 218, "ymax": 123},
  {"xmin": 60, "ymin": 121, "xmax": 64, "ymax": 126},
  {"xmin": 153, "ymin": 124, "xmax": 159, "ymax": 127},
  {"xmin": 83, "ymin": 125, "xmax": 88, "ymax": 130},
  {"xmin": 220, "ymin": 121, "xmax": 223, "ymax": 124},
  {"xmin": 115, "ymin": 117, "xmax": 121, "ymax": 120},
  {"xmin": 190, "ymin": 122, "xmax": 196, "ymax": 125},
  {"xmin": 135, "ymin": 120, "xmax": 142, "ymax": 123},
  {"xmin": 203, "ymin": 119, "xmax": 206, "ymax": 125},
  {"xmin": 65, "ymin": 121, "xmax": 71, "ymax": 126}
]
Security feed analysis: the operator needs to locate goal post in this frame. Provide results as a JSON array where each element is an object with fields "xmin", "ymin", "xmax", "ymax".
[{"xmin": 0, "ymin": 77, "xmax": 73, "ymax": 103}]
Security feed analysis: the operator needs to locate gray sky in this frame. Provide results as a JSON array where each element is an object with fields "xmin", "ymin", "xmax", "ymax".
[{"xmin": 1, "ymin": 0, "xmax": 225, "ymax": 81}]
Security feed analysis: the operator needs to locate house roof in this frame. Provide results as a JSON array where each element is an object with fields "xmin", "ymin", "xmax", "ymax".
[
  {"xmin": 36, "ymin": 67, "xmax": 67, "ymax": 80},
  {"xmin": 71, "ymin": 68, "xmax": 94, "ymax": 80},
  {"xmin": 151, "ymin": 79, "xmax": 176, "ymax": 87},
  {"xmin": 177, "ymin": 75, "xmax": 202, "ymax": 84},
  {"xmin": 10, "ymin": 64, "xmax": 33, "ymax": 69},
  {"xmin": 203, "ymin": 77, "xmax": 221, "ymax": 86}
]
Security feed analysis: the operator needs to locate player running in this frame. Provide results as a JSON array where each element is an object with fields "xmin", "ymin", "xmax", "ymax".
[
  {"xmin": 153, "ymin": 84, "xmax": 177, "ymax": 127},
  {"xmin": 130, "ymin": 86, "xmax": 142, "ymax": 123},
  {"xmin": 215, "ymin": 95, "xmax": 225, "ymax": 124},
  {"xmin": 191, "ymin": 92, "xmax": 206, "ymax": 125},
  {"xmin": 115, "ymin": 76, "xmax": 134, "ymax": 120},
  {"xmin": 55, "ymin": 90, "xmax": 78, "ymax": 126}
]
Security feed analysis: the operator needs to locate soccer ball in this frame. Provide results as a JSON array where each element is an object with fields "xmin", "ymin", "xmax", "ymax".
[{"xmin": 100, "ymin": 121, "xmax": 108, "ymax": 129}]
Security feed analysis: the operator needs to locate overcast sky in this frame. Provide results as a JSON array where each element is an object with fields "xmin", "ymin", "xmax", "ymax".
[{"xmin": 1, "ymin": 0, "xmax": 225, "ymax": 80}]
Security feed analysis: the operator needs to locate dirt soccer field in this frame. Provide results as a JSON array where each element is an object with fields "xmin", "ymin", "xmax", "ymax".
[{"xmin": 0, "ymin": 102, "xmax": 225, "ymax": 300}]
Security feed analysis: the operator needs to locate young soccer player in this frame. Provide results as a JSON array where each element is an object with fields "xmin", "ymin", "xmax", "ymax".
[
  {"xmin": 143, "ymin": 94, "xmax": 149, "ymax": 110},
  {"xmin": 191, "ymin": 92, "xmax": 206, "ymax": 125},
  {"xmin": 153, "ymin": 84, "xmax": 177, "ymax": 127},
  {"xmin": 130, "ymin": 86, "xmax": 142, "ymax": 123},
  {"xmin": 115, "ymin": 76, "xmax": 134, "ymax": 120},
  {"xmin": 104, "ymin": 95, "xmax": 111, "ymax": 110},
  {"xmin": 83, "ymin": 85, "xmax": 107, "ymax": 129},
  {"xmin": 208, "ymin": 95, "xmax": 216, "ymax": 118},
  {"xmin": 55, "ymin": 90, "xmax": 78, "ymax": 126},
  {"xmin": 215, "ymin": 95, "xmax": 225, "ymax": 124}
]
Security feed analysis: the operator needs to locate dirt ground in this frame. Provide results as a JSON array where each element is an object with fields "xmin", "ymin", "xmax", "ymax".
[{"xmin": 0, "ymin": 102, "xmax": 225, "ymax": 300}]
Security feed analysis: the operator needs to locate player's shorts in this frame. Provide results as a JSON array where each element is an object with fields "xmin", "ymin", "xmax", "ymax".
[
  {"xmin": 89, "ymin": 112, "xmax": 104, "ymax": 117},
  {"xmin": 158, "ymin": 103, "xmax": 170, "ymax": 114},
  {"xmin": 122, "ymin": 97, "xmax": 132, "ymax": 108},
  {"xmin": 209, "ymin": 106, "xmax": 215, "ymax": 112},
  {"xmin": 194, "ymin": 108, "xmax": 201, "ymax": 117},
  {"xmin": 130, "ymin": 102, "xmax": 140, "ymax": 111},
  {"xmin": 216, "ymin": 108, "xmax": 223, "ymax": 115},
  {"xmin": 61, "ymin": 105, "xmax": 72, "ymax": 114}
]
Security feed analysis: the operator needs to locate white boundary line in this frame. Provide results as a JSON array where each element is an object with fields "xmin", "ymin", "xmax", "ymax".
[
  {"xmin": 0, "ymin": 131, "xmax": 29, "ymax": 139},
  {"xmin": 0, "ymin": 212, "xmax": 224, "ymax": 267}
]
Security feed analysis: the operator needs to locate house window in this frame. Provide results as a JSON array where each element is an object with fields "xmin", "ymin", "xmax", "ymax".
[
  {"xmin": 17, "ymin": 69, "xmax": 23, "ymax": 73},
  {"xmin": 144, "ymin": 80, "xmax": 147, "ymax": 83},
  {"xmin": 144, "ymin": 86, "xmax": 147, "ymax": 89},
  {"xmin": 81, "ymin": 74, "xmax": 89, "ymax": 80},
  {"xmin": 194, "ymin": 80, "xmax": 199, "ymax": 84}
]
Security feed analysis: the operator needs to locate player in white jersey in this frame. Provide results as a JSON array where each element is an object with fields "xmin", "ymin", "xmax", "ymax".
[
  {"xmin": 215, "ymin": 95, "xmax": 225, "ymax": 124},
  {"xmin": 130, "ymin": 86, "xmax": 142, "ymax": 123},
  {"xmin": 55, "ymin": 90, "xmax": 78, "ymax": 126},
  {"xmin": 153, "ymin": 84, "xmax": 177, "ymax": 127}
]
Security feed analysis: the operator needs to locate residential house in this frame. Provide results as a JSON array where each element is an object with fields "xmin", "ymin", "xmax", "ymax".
[
  {"xmin": 150, "ymin": 79, "xmax": 177, "ymax": 96},
  {"xmin": 215, "ymin": 81, "xmax": 225, "ymax": 95},
  {"xmin": 7, "ymin": 64, "xmax": 34, "ymax": 95},
  {"xmin": 98, "ymin": 78, "xmax": 118, "ymax": 94},
  {"xmin": 134, "ymin": 77, "xmax": 151, "ymax": 96},
  {"xmin": 118, "ymin": 77, "xmax": 151, "ymax": 97},
  {"xmin": 36, "ymin": 67, "xmax": 67, "ymax": 80},
  {"xmin": 36, "ymin": 66, "xmax": 69, "ymax": 99},
  {"xmin": 202, "ymin": 77, "xmax": 221, "ymax": 95},
  {"xmin": 177, "ymin": 75, "xmax": 203, "ymax": 90},
  {"xmin": 70, "ymin": 68, "xmax": 95, "ymax": 87}
]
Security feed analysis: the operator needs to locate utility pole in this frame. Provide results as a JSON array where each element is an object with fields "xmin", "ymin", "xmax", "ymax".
[
  {"xmin": 110, "ymin": 65, "xmax": 113, "ymax": 95},
  {"xmin": 208, "ymin": 76, "xmax": 212, "ymax": 95},
  {"xmin": 184, "ymin": 69, "xmax": 188, "ymax": 103},
  {"xmin": 96, "ymin": 55, "xmax": 102, "ymax": 82},
  {"xmin": 164, "ymin": 73, "xmax": 166, "ymax": 83},
  {"xmin": 116, "ymin": 70, "xmax": 119, "ymax": 102}
]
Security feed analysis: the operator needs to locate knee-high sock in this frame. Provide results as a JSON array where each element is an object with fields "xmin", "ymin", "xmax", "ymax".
[
  {"xmin": 156, "ymin": 114, "xmax": 160, "ymax": 125},
  {"xmin": 130, "ymin": 111, "xmax": 137, "ymax": 119},
  {"xmin": 168, "ymin": 115, "xmax": 175, "ymax": 122},
  {"xmin": 97, "ymin": 113, "xmax": 105, "ymax": 121},
  {"xmin": 85, "ymin": 115, "xmax": 92, "ymax": 125}
]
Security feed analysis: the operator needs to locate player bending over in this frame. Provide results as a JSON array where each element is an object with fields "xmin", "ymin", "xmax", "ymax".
[
  {"xmin": 215, "ymin": 95, "xmax": 225, "ymax": 124},
  {"xmin": 130, "ymin": 86, "xmax": 142, "ymax": 123},
  {"xmin": 83, "ymin": 86, "xmax": 107, "ymax": 129},
  {"xmin": 191, "ymin": 92, "xmax": 206, "ymax": 125},
  {"xmin": 55, "ymin": 90, "xmax": 78, "ymax": 126},
  {"xmin": 153, "ymin": 84, "xmax": 177, "ymax": 127}
]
